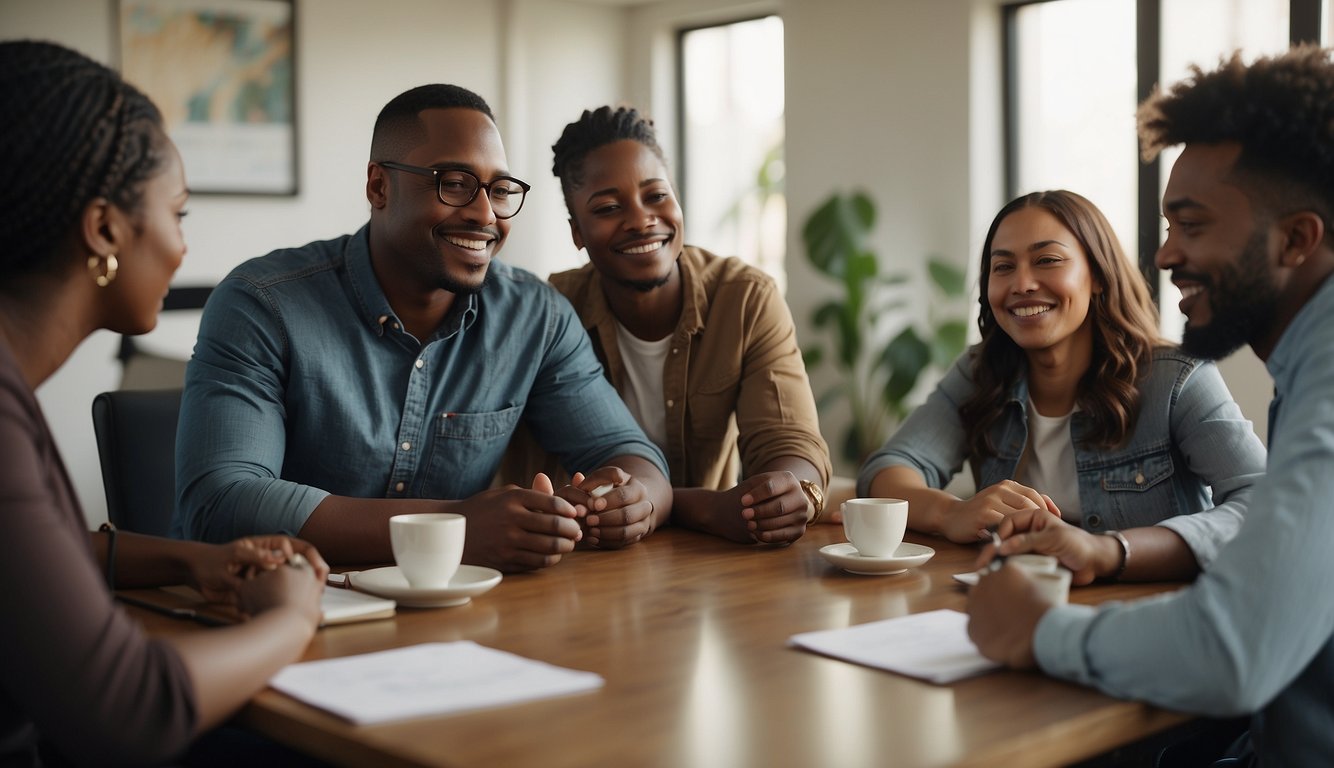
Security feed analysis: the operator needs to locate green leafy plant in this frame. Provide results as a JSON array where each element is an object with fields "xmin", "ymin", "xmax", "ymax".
[{"xmin": 802, "ymin": 191, "xmax": 969, "ymax": 466}]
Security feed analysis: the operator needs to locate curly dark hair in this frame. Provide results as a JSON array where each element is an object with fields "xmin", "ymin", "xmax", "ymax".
[
  {"xmin": 1138, "ymin": 44, "xmax": 1334, "ymax": 231},
  {"xmin": 959, "ymin": 190, "xmax": 1164, "ymax": 457},
  {"xmin": 0, "ymin": 40, "xmax": 166, "ymax": 280},
  {"xmin": 550, "ymin": 105, "xmax": 666, "ymax": 214}
]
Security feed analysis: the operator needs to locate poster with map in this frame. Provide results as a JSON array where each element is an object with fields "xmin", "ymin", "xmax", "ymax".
[{"xmin": 119, "ymin": 0, "xmax": 297, "ymax": 195}]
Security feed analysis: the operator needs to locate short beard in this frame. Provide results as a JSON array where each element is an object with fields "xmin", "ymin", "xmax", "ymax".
[
  {"xmin": 437, "ymin": 268, "xmax": 490, "ymax": 296},
  {"xmin": 617, "ymin": 272, "xmax": 673, "ymax": 293},
  {"xmin": 1179, "ymin": 228, "xmax": 1278, "ymax": 360}
]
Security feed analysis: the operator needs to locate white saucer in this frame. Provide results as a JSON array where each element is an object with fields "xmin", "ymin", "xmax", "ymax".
[
  {"xmin": 347, "ymin": 565, "xmax": 502, "ymax": 608},
  {"xmin": 819, "ymin": 542, "xmax": 935, "ymax": 575}
]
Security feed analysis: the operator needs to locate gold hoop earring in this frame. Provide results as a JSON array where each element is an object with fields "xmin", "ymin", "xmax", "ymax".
[{"xmin": 89, "ymin": 253, "xmax": 118, "ymax": 287}]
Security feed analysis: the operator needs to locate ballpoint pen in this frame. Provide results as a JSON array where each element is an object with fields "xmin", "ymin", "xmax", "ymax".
[{"xmin": 985, "ymin": 527, "xmax": 1007, "ymax": 573}]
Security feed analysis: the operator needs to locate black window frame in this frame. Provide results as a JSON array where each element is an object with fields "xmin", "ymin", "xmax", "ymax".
[{"xmin": 1002, "ymin": 0, "xmax": 1323, "ymax": 301}]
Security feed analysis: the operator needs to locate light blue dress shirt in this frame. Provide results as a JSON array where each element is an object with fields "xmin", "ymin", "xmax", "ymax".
[
  {"xmin": 1035, "ymin": 275, "xmax": 1334, "ymax": 765},
  {"xmin": 858, "ymin": 349, "xmax": 1266, "ymax": 566},
  {"xmin": 173, "ymin": 225, "xmax": 667, "ymax": 541}
]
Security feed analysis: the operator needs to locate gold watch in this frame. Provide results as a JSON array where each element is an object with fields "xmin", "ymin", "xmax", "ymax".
[{"xmin": 800, "ymin": 479, "xmax": 826, "ymax": 524}]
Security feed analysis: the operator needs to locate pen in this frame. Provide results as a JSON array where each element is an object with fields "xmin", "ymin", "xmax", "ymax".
[
  {"xmin": 985, "ymin": 527, "xmax": 1007, "ymax": 573},
  {"xmin": 115, "ymin": 593, "xmax": 232, "ymax": 627}
]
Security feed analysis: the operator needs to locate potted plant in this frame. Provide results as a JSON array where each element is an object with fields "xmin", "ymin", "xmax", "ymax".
[{"xmin": 802, "ymin": 191, "xmax": 968, "ymax": 467}]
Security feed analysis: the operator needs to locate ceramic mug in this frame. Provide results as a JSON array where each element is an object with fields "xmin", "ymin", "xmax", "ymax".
[
  {"xmin": 1027, "ymin": 568, "xmax": 1072, "ymax": 605},
  {"xmin": 841, "ymin": 498, "xmax": 909, "ymax": 558},
  {"xmin": 389, "ymin": 513, "xmax": 466, "ymax": 589}
]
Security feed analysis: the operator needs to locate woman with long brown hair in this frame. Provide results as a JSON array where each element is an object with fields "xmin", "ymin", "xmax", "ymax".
[{"xmin": 858, "ymin": 190, "xmax": 1265, "ymax": 583}]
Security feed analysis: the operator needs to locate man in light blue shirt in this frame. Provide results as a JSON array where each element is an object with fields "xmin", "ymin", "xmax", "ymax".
[
  {"xmin": 174, "ymin": 84, "xmax": 671, "ymax": 572},
  {"xmin": 967, "ymin": 47, "xmax": 1334, "ymax": 765}
]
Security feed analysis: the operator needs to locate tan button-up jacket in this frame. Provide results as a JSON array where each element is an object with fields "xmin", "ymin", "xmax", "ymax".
[{"xmin": 508, "ymin": 246, "xmax": 830, "ymax": 491}]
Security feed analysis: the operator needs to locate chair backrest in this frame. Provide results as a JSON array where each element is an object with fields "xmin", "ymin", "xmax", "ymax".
[
  {"xmin": 117, "ymin": 285, "xmax": 212, "ymax": 391},
  {"xmin": 91, "ymin": 388, "xmax": 182, "ymax": 536}
]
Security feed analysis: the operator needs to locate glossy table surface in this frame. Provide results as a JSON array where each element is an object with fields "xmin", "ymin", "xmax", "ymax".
[{"xmin": 133, "ymin": 525, "xmax": 1192, "ymax": 768}]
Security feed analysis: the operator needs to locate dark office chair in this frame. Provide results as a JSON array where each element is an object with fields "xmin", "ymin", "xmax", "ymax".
[
  {"xmin": 117, "ymin": 285, "xmax": 212, "ymax": 390},
  {"xmin": 91, "ymin": 388, "xmax": 182, "ymax": 536}
]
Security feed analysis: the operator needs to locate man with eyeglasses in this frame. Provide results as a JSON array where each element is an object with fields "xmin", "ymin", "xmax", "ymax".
[{"xmin": 174, "ymin": 84, "xmax": 672, "ymax": 572}]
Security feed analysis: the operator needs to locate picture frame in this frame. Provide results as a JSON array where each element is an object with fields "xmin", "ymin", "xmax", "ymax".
[{"xmin": 117, "ymin": 0, "xmax": 298, "ymax": 196}]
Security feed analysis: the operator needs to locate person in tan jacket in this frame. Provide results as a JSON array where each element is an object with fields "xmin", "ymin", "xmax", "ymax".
[{"xmin": 508, "ymin": 105, "xmax": 831, "ymax": 545}]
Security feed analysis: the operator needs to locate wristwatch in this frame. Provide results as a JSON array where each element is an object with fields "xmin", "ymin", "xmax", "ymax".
[{"xmin": 799, "ymin": 479, "xmax": 826, "ymax": 524}]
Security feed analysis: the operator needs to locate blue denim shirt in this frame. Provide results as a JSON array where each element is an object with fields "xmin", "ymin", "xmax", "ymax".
[
  {"xmin": 858, "ymin": 348, "xmax": 1265, "ymax": 566},
  {"xmin": 1035, "ymin": 275, "xmax": 1334, "ymax": 767},
  {"xmin": 173, "ymin": 225, "xmax": 667, "ymax": 541}
]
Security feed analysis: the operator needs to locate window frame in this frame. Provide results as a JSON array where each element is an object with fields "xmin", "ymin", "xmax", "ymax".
[{"xmin": 1002, "ymin": 0, "xmax": 1323, "ymax": 300}]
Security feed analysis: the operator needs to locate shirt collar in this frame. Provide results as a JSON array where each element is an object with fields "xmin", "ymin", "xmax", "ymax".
[
  {"xmin": 344, "ymin": 223, "xmax": 479, "ymax": 341},
  {"xmin": 1268, "ymin": 272, "xmax": 1334, "ymax": 382}
]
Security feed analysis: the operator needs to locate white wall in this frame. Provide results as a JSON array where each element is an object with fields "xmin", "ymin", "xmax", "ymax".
[
  {"xmin": 3, "ymin": 0, "xmax": 1273, "ymax": 518},
  {"xmin": 0, "ymin": 0, "xmax": 624, "ymax": 525}
]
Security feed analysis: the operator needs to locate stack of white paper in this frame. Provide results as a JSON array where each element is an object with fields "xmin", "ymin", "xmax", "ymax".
[
  {"xmin": 269, "ymin": 641, "xmax": 604, "ymax": 724},
  {"xmin": 788, "ymin": 609, "xmax": 1001, "ymax": 684}
]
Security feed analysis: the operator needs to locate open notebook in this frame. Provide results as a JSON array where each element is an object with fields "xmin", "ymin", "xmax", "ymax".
[{"xmin": 117, "ymin": 584, "xmax": 395, "ymax": 627}]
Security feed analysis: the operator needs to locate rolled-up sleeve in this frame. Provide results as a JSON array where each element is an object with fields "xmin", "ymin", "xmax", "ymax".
[{"xmin": 174, "ymin": 276, "xmax": 329, "ymax": 542}]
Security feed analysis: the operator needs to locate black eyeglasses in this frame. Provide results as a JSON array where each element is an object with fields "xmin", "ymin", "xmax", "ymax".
[{"xmin": 379, "ymin": 161, "xmax": 530, "ymax": 219}]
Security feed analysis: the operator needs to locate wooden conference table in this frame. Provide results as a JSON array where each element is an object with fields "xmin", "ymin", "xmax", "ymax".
[{"xmin": 131, "ymin": 525, "xmax": 1194, "ymax": 768}]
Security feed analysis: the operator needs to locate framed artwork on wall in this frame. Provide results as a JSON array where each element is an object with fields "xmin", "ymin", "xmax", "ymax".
[{"xmin": 117, "ymin": 0, "xmax": 298, "ymax": 195}]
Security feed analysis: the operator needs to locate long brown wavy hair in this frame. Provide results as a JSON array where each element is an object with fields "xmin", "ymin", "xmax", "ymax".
[{"xmin": 959, "ymin": 190, "xmax": 1164, "ymax": 458}]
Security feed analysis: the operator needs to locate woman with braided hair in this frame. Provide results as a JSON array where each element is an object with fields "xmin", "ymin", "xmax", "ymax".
[{"xmin": 0, "ymin": 41, "xmax": 327, "ymax": 766}]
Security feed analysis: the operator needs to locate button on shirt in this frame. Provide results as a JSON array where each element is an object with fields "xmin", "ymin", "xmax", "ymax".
[
  {"xmin": 1034, "ymin": 275, "xmax": 1334, "ymax": 765},
  {"xmin": 173, "ymin": 225, "xmax": 666, "ymax": 541}
]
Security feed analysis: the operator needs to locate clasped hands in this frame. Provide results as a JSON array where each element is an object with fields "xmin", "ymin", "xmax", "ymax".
[
  {"xmin": 965, "ymin": 488, "xmax": 1127, "ymax": 670},
  {"xmin": 189, "ymin": 535, "xmax": 328, "ymax": 618},
  {"xmin": 453, "ymin": 467, "xmax": 652, "ymax": 573}
]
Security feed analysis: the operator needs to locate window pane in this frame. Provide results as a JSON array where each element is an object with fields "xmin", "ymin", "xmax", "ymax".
[
  {"xmin": 1157, "ymin": 0, "xmax": 1289, "ymax": 341},
  {"xmin": 681, "ymin": 16, "xmax": 786, "ymax": 289},
  {"xmin": 1011, "ymin": 0, "xmax": 1138, "ymax": 266}
]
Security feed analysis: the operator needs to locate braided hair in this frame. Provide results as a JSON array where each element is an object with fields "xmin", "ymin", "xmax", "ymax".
[
  {"xmin": 0, "ymin": 40, "xmax": 166, "ymax": 280},
  {"xmin": 551, "ymin": 106, "xmax": 666, "ymax": 213}
]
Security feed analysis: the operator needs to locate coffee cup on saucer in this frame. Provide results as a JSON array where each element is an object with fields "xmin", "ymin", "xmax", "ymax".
[
  {"xmin": 389, "ymin": 513, "xmax": 466, "ymax": 589},
  {"xmin": 841, "ymin": 498, "xmax": 909, "ymax": 558}
]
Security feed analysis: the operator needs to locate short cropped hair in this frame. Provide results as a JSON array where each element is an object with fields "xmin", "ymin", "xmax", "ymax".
[
  {"xmin": 550, "ymin": 105, "xmax": 666, "ymax": 213},
  {"xmin": 369, "ymin": 83, "xmax": 494, "ymax": 162},
  {"xmin": 1137, "ymin": 44, "xmax": 1334, "ymax": 230}
]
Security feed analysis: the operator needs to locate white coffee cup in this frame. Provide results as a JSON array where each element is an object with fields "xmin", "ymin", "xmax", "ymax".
[
  {"xmin": 841, "ymin": 498, "xmax": 909, "ymax": 558},
  {"xmin": 1009, "ymin": 553, "xmax": 1059, "ymax": 575},
  {"xmin": 389, "ymin": 513, "xmax": 466, "ymax": 589},
  {"xmin": 1027, "ymin": 568, "xmax": 1072, "ymax": 605}
]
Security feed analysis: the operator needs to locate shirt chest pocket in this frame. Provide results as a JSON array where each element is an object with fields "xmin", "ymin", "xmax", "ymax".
[
  {"xmin": 1097, "ymin": 451, "xmax": 1178, "ymax": 526},
  {"xmin": 689, "ymin": 367, "xmax": 741, "ymax": 440},
  {"xmin": 420, "ymin": 405, "xmax": 524, "ymax": 495}
]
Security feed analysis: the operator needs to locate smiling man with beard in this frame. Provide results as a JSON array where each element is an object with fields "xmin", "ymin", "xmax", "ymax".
[
  {"xmin": 966, "ymin": 47, "xmax": 1334, "ymax": 766},
  {"xmin": 501, "ymin": 106, "xmax": 830, "ymax": 547},
  {"xmin": 174, "ymin": 85, "xmax": 671, "ymax": 572}
]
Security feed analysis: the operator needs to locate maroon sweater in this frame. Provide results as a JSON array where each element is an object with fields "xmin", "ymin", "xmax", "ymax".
[{"xmin": 0, "ymin": 340, "xmax": 195, "ymax": 767}]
